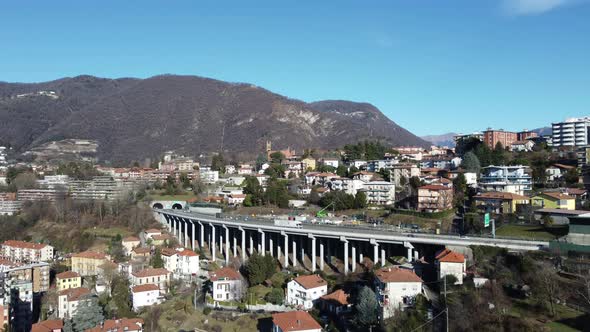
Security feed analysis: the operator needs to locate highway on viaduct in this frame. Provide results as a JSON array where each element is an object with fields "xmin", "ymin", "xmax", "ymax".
[{"xmin": 154, "ymin": 209, "xmax": 549, "ymax": 274}]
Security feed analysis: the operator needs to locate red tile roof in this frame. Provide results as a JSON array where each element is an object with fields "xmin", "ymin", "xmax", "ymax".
[
  {"xmin": 31, "ymin": 319, "xmax": 64, "ymax": 332},
  {"xmin": 2, "ymin": 240, "xmax": 49, "ymax": 250},
  {"xmin": 419, "ymin": 185, "xmax": 452, "ymax": 191},
  {"xmin": 160, "ymin": 248, "xmax": 177, "ymax": 256},
  {"xmin": 541, "ymin": 192, "xmax": 574, "ymax": 200},
  {"xmin": 132, "ymin": 247, "xmax": 151, "ymax": 254},
  {"xmin": 177, "ymin": 249, "xmax": 198, "ymax": 257},
  {"xmin": 476, "ymin": 192, "xmax": 529, "ymax": 200},
  {"xmin": 86, "ymin": 318, "xmax": 144, "ymax": 332},
  {"xmin": 71, "ymin": 251, "xmax": 108, "ymax": 260},
  {"xmin": 209, "ymin": 267, "xmax": 241, "ymax": 281},
  {"xmin": 58, "ymin": 287, "xmax": 91, "ymax": 301},
  {"xmin": 293, "ymin": 274, "xmax": 327, "ymax": 290},
  {"xmin": 122, "ymin": 236, "xmax": 140, "ymax": 242},
  {"xmin": 375, "ymin": 267, "xmax": 423, "ymax": 283},
  {"xmin": 56, "ymin": 271, "xmax": 80, "ymax": 279},
  {"xmin": 272, "ymin": 311, "xmax": 321, "ymax": 332},
  {"xmin": 131, "ymin": 284, "xmax": 159, "ymax": 293},
  {"xmin": 320, "ymin": 289, "xmax": 349, "ymax": 306},
  {"xmin": 132, "ymin": 268, "xmax": 169, "ymax": 278},
  {"xmin": 435, "ymin": 249, "xmax": 465, "ymax": 264}
]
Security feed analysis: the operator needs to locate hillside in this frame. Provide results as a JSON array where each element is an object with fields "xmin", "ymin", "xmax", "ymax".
[{"xmin": 0, "ymin": 75, "xmax": 428, "ymax": 163}]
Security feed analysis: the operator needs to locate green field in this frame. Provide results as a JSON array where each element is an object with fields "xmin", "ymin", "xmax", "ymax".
[
  {"xmin": 495, "ymin": 224, "xmax": 559, "ymax": 241},
  {"xmin": 83, "ymin": 226, "xmax": 133, "ymax": 238}
]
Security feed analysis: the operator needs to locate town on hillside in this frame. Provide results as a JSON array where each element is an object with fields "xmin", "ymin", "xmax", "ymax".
[{"xmin": 1, "ymin": 117, "xmax": 590, "ymax": 332}]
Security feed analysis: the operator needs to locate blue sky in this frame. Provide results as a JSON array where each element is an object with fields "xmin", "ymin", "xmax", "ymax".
[{"xmin": 1, "ymin": 0, "xmax": 589, "ymax": 136}]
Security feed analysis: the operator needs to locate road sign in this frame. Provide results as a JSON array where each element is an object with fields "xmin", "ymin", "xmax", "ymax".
[{"xmin": 484, "ymin": 213, "xmax": 490, "ymax": 228}]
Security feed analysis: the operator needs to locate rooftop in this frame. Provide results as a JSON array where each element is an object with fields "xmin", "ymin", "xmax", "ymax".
[
  {"xmin": 435, "ymin": 249, "xmax": 465, "ymax": 264},
  {"xmin": 56, "ymin": 271, "xmax": 80, "ymax": 279},
  {"xmin": 375, "ymin": 267, "xmax": 423, "ymax": 283},
  {"xmin": 209, "ymin": 267, "xmax": 241, "ymax": 281},
  {"xmin": 59, "ymin": 287, "xmax": 91, "ymax": 301},
  {"xmin": 71, "ymin": 251, "xmax": 108, "ymax": 260},
  {"xmin": 293, "ymin": 274, "xmax": 327, "ymax": 290},
  {"xmin": 132, "ymin": 268, "xmax": 169, "ymax": 278},
  {"xmin": 272, "ymin": 311, "xmax": 322, "ymax": 332},
  {"xmin": 2, "ymin": 240, "xmax": 49, "ymax": 250},
  {"xmin": 320, "ymin": 289, "xmax": 349, "ymax": 306},
  {"xmin": 131, "ymin": 284, "xmax": 160, "ymax": 293}
]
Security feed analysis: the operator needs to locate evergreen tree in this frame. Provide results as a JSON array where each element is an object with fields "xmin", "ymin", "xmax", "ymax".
[
  {"xmin": 354, "ymin": 286, "xmax": 380, "ymax": 327},
  {"xmin": 269, "ymin": 151, "xmax": 285, "ymax": 164},
  {"xmin": 150, "ymin": 248, "xmax": 164, "ymax": 268},
  {"xmin": 244, "ymin": 253, "xmax": 277, "ymax": 285},
  {"xmin": 461, "ymin": 151, "xmax": 481, "ymax": 174},
  {"xmin": 242, "ymin": 176, "xmax": 264, "ymax": 205},
  {"xmin": 336, "ymin": 165, "xmax": 348, "ymax": 177},
  {"xmin": 70, "ymin": 295, "xmax": 104, "ymax": 331},
  {"xmin": 354, "ymin": 192, "xmax": 368, "ymax": 209}
]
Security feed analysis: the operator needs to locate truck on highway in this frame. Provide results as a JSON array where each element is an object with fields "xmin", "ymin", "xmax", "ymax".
[{"xmin": 274, "ymin": 218, "xmax": 303, "ymax": 228}]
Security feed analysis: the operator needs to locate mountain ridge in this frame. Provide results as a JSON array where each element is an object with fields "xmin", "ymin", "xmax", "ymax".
[{"xmin": 0, "ymin": 74, "xmax": 429, "ymax": 163}]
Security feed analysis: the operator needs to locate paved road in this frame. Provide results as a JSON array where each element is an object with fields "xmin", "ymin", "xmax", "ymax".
[{"xmin": 156, "ymin": 209, "xmax": 549, "ymax": 251}]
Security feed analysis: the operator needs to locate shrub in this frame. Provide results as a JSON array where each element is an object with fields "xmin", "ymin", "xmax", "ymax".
[{"xmin": 203, "ymin": 307, "xmax": 212, "ymax": 316}]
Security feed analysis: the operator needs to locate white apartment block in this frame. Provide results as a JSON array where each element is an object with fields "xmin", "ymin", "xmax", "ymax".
[
  {"xmin": 479, "ymin": 165, "xmax": 532, "ymax": 196},
  {"xmin": 209, "ymin": 268, "xmax": 244, "ymax": 302},
  {"xmin": 374, "ymin": 267, "xmax": 423, "ymax": 320},
  {"xmin": 360, "ymin": 181, "xmax": 396, "ymax": 206},
  {"xmin": 286, "ymin": 274, "xmax": 327, "ymax": 310},
  {"xmin": 131, "ymin": 284, "xmax": 163, "ymax": 311},
  {"xmin": 200, "ymin": 170, "xmax": 219, "ymax": 184},
  {"xmin": 552, "ymin": 117, "xmax": 590, "ymax": 148},
  {"xmin": 1, "ymin": 240, "xmax": 53, "ymax": 263},
  {"xmin": 57, "ymin": 287, "xmax": 91, "ymax": 319}
]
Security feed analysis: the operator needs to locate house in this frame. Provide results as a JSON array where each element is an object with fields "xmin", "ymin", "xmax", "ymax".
[
  {"xmin": 209, "ymin": 267, "xmax": 244, "ymax": 302},
  {"xmin": 144, "ymin": 229, "xmax": 162, "ymax": 240},
  {"xmin": 224, "ymin": 165, "xmax": 237, "ymax": 174},
  {"xmin": 70, "ymin": 251, "xmax": 110, "ymax": 277},
  {"xmin": 301, "ymin": 157, "xmax": 316, "ymax": 171},
  {"xmin": 121, "ymin": 236, "xmax": 140, "ymax": 256},
  {"xmin": 417, "ymin": 185, "xmax": 454, "ymax": 212},
  {"xmin": 56, "ymin": 271, "xmax": 81, "ymax": 291},
  {"xmin": 1, "ymin": 240, "xmax": 54, "ymax": 263},
  {"xmin": 479, "ymin": 165, "xmax": 532, "ymax": 196},
  {"xmin": 531, "ymin": 192, "xmax": 576, "ymax": 210},
  {"xmin": 435, "ymin": 249, "xmax": 466, "ymax": 285},
  {"xmin": 57, "ymin": 287, "xmax": 91, "ymax": 318},
  {"xmin": 546, "ymin": 164, "xmax": 576, "ymax": 182},
  {"xmin": 272, "ymin": 311, "xmax": 322, "ymax": 332},
  {"xmin": 352, "ymin": 171, "xmax": 374, "ymax": 182},
  {"xmin": 176, "ymin": 248, "xmax": 199, "ymax": 277},
  {"xmin": 131, "ymin": 284, "xmax": 162, "ymax": 311},
  {"xmin": 360, "ymin": 181, "xmax": 396, "ymax": 206},
  {"xmin": 131, "ymin": 247, "xmax": 151, "ymax": 260},
  {"xmin": 474, "ymin": 192, "xmax": 530, "ymax": 214},
  {"xmin": 320, "ymin": 289, "xmax": 352, "ymax": 315},
  {"xmin": 374, "ymin": 267, "xmax": 423, "ymax": 319},
  {"xmin": 321, "ymin": 158, "xmax": 340, "ymax": 168},
  {"xmin": 31, "ymin": 319, "xmax": 63, "ymax": 332},
  {"xmin": 510, "ymin": 140, "xmax": 535, "ymax": 152},
  {"xmin": 151, "ymin": 234, "xmax": 173, "ymax": 246},
  {"xmin": 160, "ymin": 248, "xmax": 178, "ymax": 273},
  {"xmin": 131, "ymin": 268, "xmax": 170, "ymax": 293},
  {"xmin": 86, "ymin": 318, "xmax": 144, "ymax": 332},
  {"xmin": 286, "ymin": 274, "xmax": 328, "ymax": 310},
  {"xmin": 225, "ymin": 194, "xmax": 246, "ymax": 206}
]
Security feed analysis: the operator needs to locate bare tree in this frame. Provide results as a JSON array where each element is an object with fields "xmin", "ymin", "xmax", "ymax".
[{"xmin": 537, "ymin": 263, "xmax": 561, "ymax": 316}]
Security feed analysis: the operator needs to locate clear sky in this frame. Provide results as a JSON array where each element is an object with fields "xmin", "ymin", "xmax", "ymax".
[{"xmin": 1, "ymin": 0, "xmax": 589, "ymax": 136}]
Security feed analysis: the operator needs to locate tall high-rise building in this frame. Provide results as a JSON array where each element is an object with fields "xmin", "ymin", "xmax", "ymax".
[{"xmin": 552, "ymin": 117, "xmax": 590, "ymax": 148}]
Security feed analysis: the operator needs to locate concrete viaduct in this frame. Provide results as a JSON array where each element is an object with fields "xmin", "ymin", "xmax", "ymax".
[{"xmin": 154, "ymin": 209, "xmax": 549, "ymax": 275}]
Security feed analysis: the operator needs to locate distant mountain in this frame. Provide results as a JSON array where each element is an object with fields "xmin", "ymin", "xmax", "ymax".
[
  {"xmin": 0, "ymin": 75, "xmax": 429, "ymax": 164},
  {"xmin": 420, "ymin": 133, "xmax": 457, "ymax": 147},
  {"xmin": 531, "ymin": 127, "xmax": 551, "ymax": 136}
]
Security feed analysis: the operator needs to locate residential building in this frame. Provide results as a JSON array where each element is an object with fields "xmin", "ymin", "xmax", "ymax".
[
  {"xmin": 483, "ymin": 128, "xmax": 518, "ymax": 149},
  {"xmin": 131, "ymin": 284, "xmax": 162, "ymax": 311},
  {"xmin": 160, "ymin": 248, "xmax": 178, "ymax": 273},
  {"xmin": 57, "ymin": 287, "xmax": 91, "ymax": 319},
  {"xmin": 209, "ymin": 267, "xmax": 244, "ymax": 302},
  {"xmin": 351, "ymin": 171, "xmax": 375, "ymax": 182},
  {"xmin": 420, "ymin": 156, "xmax": 461, "ymax": 170},
  {"xmin": 176, "ymin": 249, "xmax": 199, "ymax": 277},
  {"xmin": 417, "ymin": 185, "xmax": 453, "ymax": 212},
  {"xmin": 144, "ymin": 229, "xmax": 162, "ymax": 241},
  {"xmin": 517, "ymin": 130, "xmax": 538, "ymax": 141},
  {"xmin": 121, "ymin": 237, "xmax": 140, "ymax": 256},
  {"xmin": 71, "ymin": 251, "xmax": 110, "ymax": 277},
  {"xmin": 474, "ymin": 192, "xmax": 530, "ymax": 214},
  {"xmin": 131, "ymin": 247, "xmax": 151, "ymax": 260},
  {"xmin": 200, "ymin": 170, "xmax": 219, "ymax": 184},
  {"xmin": 552, "ymin": 117, "xmax": 590, "ymax": 148},
  {"xmin": 510, "ymin": 140, "xmax": 535, "ymax": 152},
  {"xmin": 320, "ymin": 289, "xmax": 352, "ymax": 315},
  {"xmin": 4, "ymin": 277, "xmax": 33, "ymax": 332},
  {"xmin": 390, "ymin": 163, "xmax": 420, "ymax": 187},
  {"xmin": 321, "ymin": 158, "xmax": 339, "ymax": 168},
  {"xmin": 479, "ymin": 165, "xmax": 532, "ymax": 196},
  {"xmin": 131, "ymin": 268, "xmax": 170, "ymax": 293},
  {"xmin": 374, "ymin": 267, "xmax": 423, "ymax": 320},
  {"xmin": 225, "ymin": 194, "xmax": 246, "ymax": 206},
  {"xmin": 360, "ymin": 181, "xmax": 396, "ymax": 206},
  {"xmin": 531, "ymin": 192, "xmax": 576, "ymax": 210},
  {"xmin": 31, "ymin": 319, "xmax": 63, "ymax": 332},
  {"xmin": 56, "ymin": 271, "xmax": 81, "ymax": 291},
  {"xmin": 0, "ymin": 193, "xmax": 22, "ymax": 216},
  {"xmin": 301, "ymin": 157, "xmax": 316, "ymax": 171},
  {"xmin": 86, "ymin": 318, "xmax": 144, "ymax": 332},
  {"xmin": 286, "ymin": 274, "xmax": 328, "ymax": 310},
  {"xmin": 1, "ymin": 240, "xmax": 54, "ymax": 263},
  {"xmin": 454, "ymin": 132, "xmax": 484, "ymax": 144},
  {"xmin": 272, "ymin": 311, "xmax": 322, "ymax": 332},
  {"xmin": 435, "ymin": 249, "xmax": 466, "ymax": 285}
]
